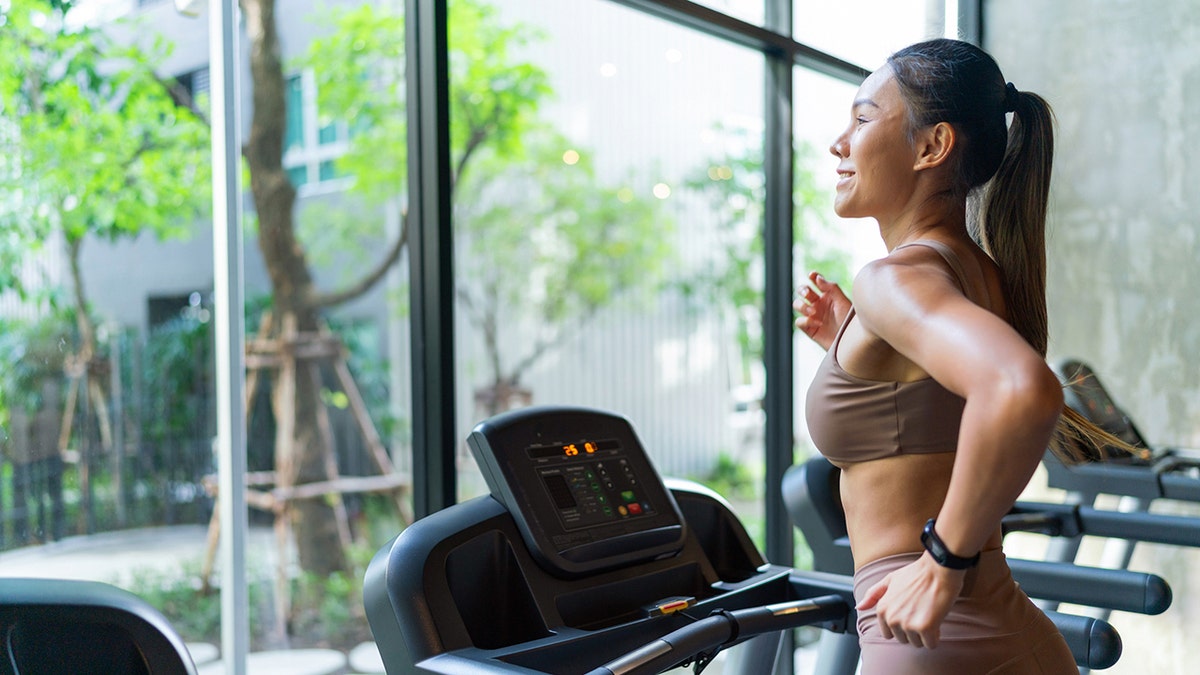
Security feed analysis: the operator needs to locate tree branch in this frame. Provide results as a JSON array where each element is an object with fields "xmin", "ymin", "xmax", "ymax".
[
  {"xmin": 453, "ymin": 126, "xmax": 488, "ymax": 191},
  {"xmin": 506, "ymin": 302, "xmax": 601, "ymax": 383},
  {"xmin": 309, "ymin": 210, "xmax": 409, "ymax": 310}
]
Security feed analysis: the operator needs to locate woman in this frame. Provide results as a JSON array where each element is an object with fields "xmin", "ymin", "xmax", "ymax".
[{"xmin": 796, "ymin": 38, "xmax": 1104, "ymax": 673}]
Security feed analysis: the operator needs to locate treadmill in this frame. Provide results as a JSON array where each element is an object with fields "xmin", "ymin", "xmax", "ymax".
[
  {"xmin": 364, "ymin": 406, "xmax": 1129, "ymax": 674},
  {"xmin": 365, "ymin": 406, "xmax": 854, "ymax": 675}
]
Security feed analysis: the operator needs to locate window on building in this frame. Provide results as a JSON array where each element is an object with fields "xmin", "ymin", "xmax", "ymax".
[
  {"xmin": 170, "ymin": 66, "xmax": 210, "ymax": 115},
  {"xmin": 283, "ymin": 71, "xmax": 353, "ymax": 192}
]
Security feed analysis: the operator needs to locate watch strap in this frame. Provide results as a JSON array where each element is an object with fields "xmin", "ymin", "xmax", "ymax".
[{"xmin": 921, "ymin": 518, "xmax": 980, "ymax": 569}]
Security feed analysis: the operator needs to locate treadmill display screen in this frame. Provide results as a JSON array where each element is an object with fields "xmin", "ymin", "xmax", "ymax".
[
  {"xmin": 467, "ymin": 407, "xmax": 687, "ymax": 578},
  {"xmin": 528, "ymin": 439, "xmax": 657, "ymax": 531}
]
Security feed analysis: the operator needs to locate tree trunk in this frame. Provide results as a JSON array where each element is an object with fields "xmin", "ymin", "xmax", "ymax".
[
  {"xmin": 242, "ymin": 0, "xmax": 346, "ymax": 576},
  {"xmin": 270, "ymin": 316, "xmax": 348, "ymax": 574}
]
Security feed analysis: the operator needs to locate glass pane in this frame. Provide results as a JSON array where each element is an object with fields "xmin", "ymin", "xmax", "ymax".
[
  {"xmin": 318, "ymin": 122, "xmax": 340, "ymax": 146},
  {"xmin": 288, "ymin": 164, "xmax": 309, "ymax": 188},
  {"xmin": 317, "ymin": 159, "xmax": 339, "ymax": 183},
  {"xmin": 793, "ymin": 0, "xmax": 952, "ymax": 70},
  {"xmin": 0, "ymin": 1, "xmax": 410, "ymax": 673},
  {"xmin": 452, "ymin": 0, "xmax": 767, "ymax": 555},
  {"xmin": 286, "ymin": 75, "xmax": 305, "ymax": 152}
]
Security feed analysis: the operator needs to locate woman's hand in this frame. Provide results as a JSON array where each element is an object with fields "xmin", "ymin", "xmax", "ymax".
[
  {"xmin": 856, "ymin": 554, "xmax": 966, "ymax": 649},
  {"xmin": 794, "ymin": 271, "xmax": 851, "ymax": 351}
]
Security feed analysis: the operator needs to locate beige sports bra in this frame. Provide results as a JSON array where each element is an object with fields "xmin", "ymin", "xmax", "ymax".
[{"xmin": 804, "ymin": 240, "xmax": 977, "ymax": 464}]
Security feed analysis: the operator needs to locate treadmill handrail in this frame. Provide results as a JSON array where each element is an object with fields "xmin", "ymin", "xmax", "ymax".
[
  {"xmin": 1007, "ymin": 500, "xmax": 1200, "ymax": 548},
  {"xmin": 1042, "ymin": 610, "xmax": 1122, "ymax": 670},
  {"xmin": 1008, "ymin": 558, "xmax": 1171, "ymax": 615},
  {"xmin": 582, "ymin": 595, "xmax": 849, "ymax": 675}
]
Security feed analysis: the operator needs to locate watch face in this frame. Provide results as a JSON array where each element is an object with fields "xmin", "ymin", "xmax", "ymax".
[{"xmin": 920, "ymin": 523, "xmax": 944, "ymax": 562}]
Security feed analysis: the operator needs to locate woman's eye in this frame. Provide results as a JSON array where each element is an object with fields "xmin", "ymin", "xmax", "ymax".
[{"xmin": 856, "ymin": 116, "xmax": 869, "ymax": 125}]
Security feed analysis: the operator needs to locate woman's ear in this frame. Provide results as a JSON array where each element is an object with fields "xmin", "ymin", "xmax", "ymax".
[{"xmin": 913, "ymin": 122, "xmax": 956, "ymax": 171}]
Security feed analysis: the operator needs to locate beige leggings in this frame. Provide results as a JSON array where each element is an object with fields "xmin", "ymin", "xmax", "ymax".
[{"xmin": 852, "ymin": 549, "xmax": 1077, "ymax": 675}]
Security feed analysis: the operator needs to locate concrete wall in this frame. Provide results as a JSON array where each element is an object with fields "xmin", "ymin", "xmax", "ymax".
[
  {"xmin": 985, "ymin": 0, "xmax": 1200, "ymax": 449},
  {"xmin": 986, "ymin": 4, "xmax": 1200, "ymax": 673}
]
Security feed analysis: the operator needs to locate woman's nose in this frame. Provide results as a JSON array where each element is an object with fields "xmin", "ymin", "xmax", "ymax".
[{"xmin": 829, "ymin": 131, "xmax": 848, "ymax": 158}]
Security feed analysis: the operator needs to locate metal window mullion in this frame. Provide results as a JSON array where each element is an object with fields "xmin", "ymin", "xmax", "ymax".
[
  {"xmin": 763, "ymin": 0, "xmax": 794, "ymax": 562},
  {"xmin": 209, "ymin": 0, "xmax": 248, "ymax": 673},
  {"xmin": 406, "ymin": 0, "xmax": 456, "ymax": 518},
  {"xmin": 762, "ymin": 12, "xmax": 795, "ymax": 675},
  {"xmin": 612, "ymin": 0, "xmax": 867, "ymax": 85}
]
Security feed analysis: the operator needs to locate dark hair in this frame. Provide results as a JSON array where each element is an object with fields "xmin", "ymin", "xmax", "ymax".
[{"xmin": 887, "ymin": 39, "xmax": 1135, "ymax": 464}]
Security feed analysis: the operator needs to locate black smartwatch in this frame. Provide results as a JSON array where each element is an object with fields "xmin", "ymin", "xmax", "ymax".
[{"xmin": 921, "ymin": 518, "xmax": 980, "ymax": 569}]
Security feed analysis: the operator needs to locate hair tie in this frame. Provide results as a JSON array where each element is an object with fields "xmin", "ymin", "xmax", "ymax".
[{"xmin": 1004, "ymin": 82, "xmax": 1020, "ymax": 113}]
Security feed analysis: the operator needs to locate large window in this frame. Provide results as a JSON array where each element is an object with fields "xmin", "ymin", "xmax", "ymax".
[{"xmin": 0, "ymin": 1, "xmax": 977, "ymax": 673}]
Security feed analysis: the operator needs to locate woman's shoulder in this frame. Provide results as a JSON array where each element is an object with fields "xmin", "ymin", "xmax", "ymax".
[
  {"xmin": 855, "ymin": 243, "xmax": 957, "ymax": 295},
  {"xmin": 852, "ymin": 243, "xmax": 976, "ymax": 327}
]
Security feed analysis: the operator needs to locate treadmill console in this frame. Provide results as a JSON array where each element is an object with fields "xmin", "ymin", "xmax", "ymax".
[{"xmin": 467, "ymin": 406, "xmax": 688, "ymax": 578}]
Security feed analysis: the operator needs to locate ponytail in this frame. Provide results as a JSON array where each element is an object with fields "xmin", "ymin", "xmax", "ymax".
[
  {"xmin": 976, "ymin": 93, "xmax": 1144, "ymax": 463},
  {"xmin": 890, "ymin": 39, "xmax": 1141, "ymax": 465},
  {"xmin": 975, "ymin": 91, "xmax": 1054, "ymax": 356}
]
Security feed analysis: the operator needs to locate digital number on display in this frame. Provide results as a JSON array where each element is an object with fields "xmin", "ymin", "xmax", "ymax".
[{"xmin": 527, "ymin": 438, "xmax": 620, "ymax": 460}]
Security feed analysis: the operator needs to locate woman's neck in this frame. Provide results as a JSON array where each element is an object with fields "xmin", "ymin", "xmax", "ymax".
[{"xmin": 878, "ymin": 192, "xmax": 968, "ymax": 252}]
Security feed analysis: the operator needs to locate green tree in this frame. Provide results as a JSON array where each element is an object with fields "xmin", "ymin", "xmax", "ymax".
[
  {"xmin": 682, "ymin": 126, "xmax": 850, "ymax": 384},
  {"xmin": 304, "ymin": 3, "xmax": 669, "ymax": 418},
  {"xmin": 243, "ymin": 0, "xmax": 671, "ymax": 577},
  {"xmin": 454, "ymin": 130, "xmax": 671, "ymax": 415},
  {"xmin": 0, "ymin": 0, "xmax": 210, "ymax": 454}
]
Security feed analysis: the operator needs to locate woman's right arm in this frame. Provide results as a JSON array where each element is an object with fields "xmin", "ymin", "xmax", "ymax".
[{"xmin": 794, "ymin": 271, "xmax": 851, "ymax": 351}]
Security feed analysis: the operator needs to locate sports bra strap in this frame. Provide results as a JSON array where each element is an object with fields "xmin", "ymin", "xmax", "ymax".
[{"xmin": 894, "ymin": 239, "xmax": 989, "ymax": 306}]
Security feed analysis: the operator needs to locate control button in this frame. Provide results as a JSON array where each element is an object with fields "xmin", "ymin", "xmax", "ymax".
[
  {"xmin": 628, "ymin": 503, "xmax": 643, "ymax": 515},
  {"xmin": 618, "ymin": 505, "xmax": 628, "ymax": 516},
  {"xmin": 621, "ymin": 490, "xmax": 636, "ymax": 502}
]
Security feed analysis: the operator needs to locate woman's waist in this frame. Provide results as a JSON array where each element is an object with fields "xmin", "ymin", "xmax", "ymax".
[
  {"xmin": 846, "ymin": 517, "xmax": 1006, "ymax": 574},
  {"xmin": 840, "ymin": 457, "xmax": 1001, "ymax": 569}
]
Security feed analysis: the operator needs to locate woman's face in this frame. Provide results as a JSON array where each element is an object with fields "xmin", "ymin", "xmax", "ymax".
[{"xmin": 829, "ymin": 67, "xmax": 920, "ymax": 222}]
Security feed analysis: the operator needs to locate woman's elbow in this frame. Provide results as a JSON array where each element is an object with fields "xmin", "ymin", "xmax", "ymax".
[{"xmin": 1003, "ymin": 361, "xmax": 1064, "ymax": 431}]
